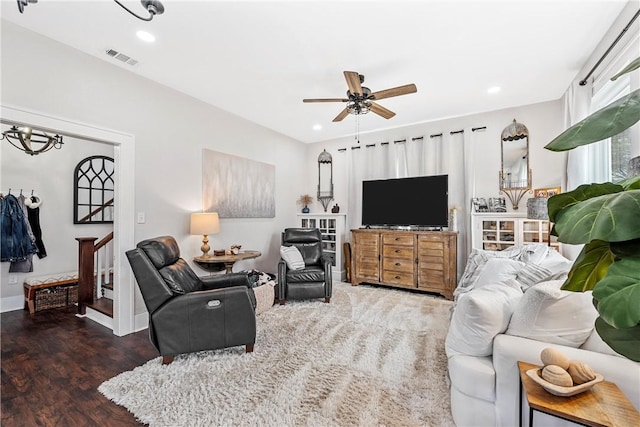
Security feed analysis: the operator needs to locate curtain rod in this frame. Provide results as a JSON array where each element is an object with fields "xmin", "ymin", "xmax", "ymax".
[
  {"xmin": 580, "ymin": 8, "xmax": 640, "ymax": 86},
  {"xmin": 472, "ymin": 126, "xmax": 486, "ymax": 132},
  {"xmin": 450, "ymin": 130, "xmax": 464, "ymax": 135}
]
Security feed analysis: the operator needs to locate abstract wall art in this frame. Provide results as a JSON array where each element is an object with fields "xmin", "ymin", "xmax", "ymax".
[{"xmin": 202, "ymin": 149, "xmax": 275, "ymax": 218}]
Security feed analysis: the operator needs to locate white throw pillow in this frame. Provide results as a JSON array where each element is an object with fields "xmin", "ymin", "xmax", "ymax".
[
  {"xmin": 474, "ymin": 258, "xmax": 525, "ymax": 289},
  {"xmin": 505, "ymin": 280, "xmax": 597, "ymax": 348},
  {"xmin": 446, "ymin": 280, "xmax": 523, "ymax": 357},
  {"xmin": 280, "ymin": 246, "xmax": 305, "ymax": 270},
  {"xmin": 538, "ymin": 250, "xmax": 573, "ymax": 275},
  {"xmin": 516, "ymin": 263, "xmax": 553, "ymax": 289},
  {"xmin": 455, "ymin": 248, "xmax": 523, "ymax": 298}
]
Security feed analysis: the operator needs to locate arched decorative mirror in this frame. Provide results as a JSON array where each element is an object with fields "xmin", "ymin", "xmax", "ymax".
[
  {"xmin": 499, "ymin": 119, "xmax": 531, "ymax": 209},
  {"xmin": 74, "ymin": 155, "xmax": 114, "ymax": 224}
]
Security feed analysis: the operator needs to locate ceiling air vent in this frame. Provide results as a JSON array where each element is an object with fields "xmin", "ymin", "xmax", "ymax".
[{"xmin": 105, "ymin": 48, "xmax": 138, "ymax": 66}]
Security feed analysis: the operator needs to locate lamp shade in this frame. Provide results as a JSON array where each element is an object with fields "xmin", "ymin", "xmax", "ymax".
[
  {"xmin": 190, "ymin": 212, "xmax": 220, "ymax": 235},
  {"xmin": 526, "ymin": 198, "xmax": 549, "ymax": 221}
]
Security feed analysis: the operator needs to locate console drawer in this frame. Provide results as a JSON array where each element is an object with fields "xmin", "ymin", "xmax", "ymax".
[
  {"xmin": 382, "ymin": 270, "xmax": 414, "ymax": 287},
  {"xmin": 382, "ymin": 257, "xmax": 414, "ymax": 273},
  {"xmin": 382, "ymin": 234, "xmax": 414, "ymax": 246},
  {"xmin": 382, "ymin": 245, "xmax": 414, "ymax": 259}
]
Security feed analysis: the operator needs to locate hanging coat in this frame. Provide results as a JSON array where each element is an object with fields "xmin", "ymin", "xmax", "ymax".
[{"xmin": 0, "ymin": 194, "xmax": 38, "ymax": 262}]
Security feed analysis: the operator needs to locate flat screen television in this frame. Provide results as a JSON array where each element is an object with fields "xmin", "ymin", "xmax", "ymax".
[{"xmin": 361, "ymin": 175, "xmax": 449, "ymax": 228}]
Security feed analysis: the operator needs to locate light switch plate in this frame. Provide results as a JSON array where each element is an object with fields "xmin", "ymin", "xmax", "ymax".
[{"xmin": 137, "ymin": 212, "xmax": 146, "ymax": 224}]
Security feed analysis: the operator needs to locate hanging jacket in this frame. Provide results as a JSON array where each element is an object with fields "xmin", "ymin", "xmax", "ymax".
[
  {"xmin": 25, "ymin": 195, "xmax": 47, "ymax": 258},
  {"xmin": 0, "ymin": 194, "xmax": 38, "ymax": 262}
]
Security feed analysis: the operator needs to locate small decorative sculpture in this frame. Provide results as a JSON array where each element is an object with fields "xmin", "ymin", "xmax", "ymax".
[{"xmin": 331, "ymin": 204, "xmax": 340, "ymax": 213}]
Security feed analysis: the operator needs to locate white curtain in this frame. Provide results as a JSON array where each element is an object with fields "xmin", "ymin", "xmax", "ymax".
[
  {"xmin": 345, "ymin": 130, "xmax": 472, "ymax": 278},
  {"xmin": 564, "ymin": 79, "xmax": 602, "ymax": 191}
]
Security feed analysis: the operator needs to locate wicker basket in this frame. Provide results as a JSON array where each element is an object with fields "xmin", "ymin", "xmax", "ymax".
[{"xmin": 34, "ymin": 284, "xmax": 78, "ymax": 312}]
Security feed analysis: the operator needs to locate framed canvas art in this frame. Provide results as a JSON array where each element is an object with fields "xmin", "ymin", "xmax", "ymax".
[{"xmin": 202, "ymin": 149, "xmax": 275, "ymax": 218}]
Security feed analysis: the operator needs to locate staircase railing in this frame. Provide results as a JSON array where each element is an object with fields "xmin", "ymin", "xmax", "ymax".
[{"xmin": 76, "ymin": 232, "xmax": 114, "ymax": 315}]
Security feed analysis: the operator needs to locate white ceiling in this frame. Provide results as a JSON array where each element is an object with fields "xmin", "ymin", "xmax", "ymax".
[{"xmin": 0, "ymin": 0, "xmax": 629, "ymax": 143}]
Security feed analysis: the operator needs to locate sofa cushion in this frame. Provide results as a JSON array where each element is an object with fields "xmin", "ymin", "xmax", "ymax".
[
  {"xmin": 516, "ymin": 263, "xmax": 553, "ymax": 289},
  {"xmin": 448, "ymin": 354, "xmax": 496, "ymax": 402},
  {"xmin": 505, "ymin": 280, "xmax": 597, "ymax": 347},
  {"xmin": 455, "ymin": 248, "xmax": 523, "ymax": 298},
  {"xmin": 446, "ymin": 280, "xmax": 523, "ymax": 357},
  {"xmin": 474, "ymin": 258, "xmax": 525, "ymax": 288},
  {"xmin": 286, "ymin": 265, "xmax": 324, "ymax": 283},
  {"xmin": 280, "ymin": 245, "xmax": 305, "ymax": 270}
]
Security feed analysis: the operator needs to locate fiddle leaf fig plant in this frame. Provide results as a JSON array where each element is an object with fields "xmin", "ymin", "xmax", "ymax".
[{"xmin": 544, "ymin": 57, "xmax": 640, "ymax": 362}]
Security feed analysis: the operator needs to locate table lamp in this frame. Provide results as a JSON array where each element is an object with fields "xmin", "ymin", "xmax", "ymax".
[{"xmin": 190, "ymin": 212, "xmax": 220, "ymax": 257}]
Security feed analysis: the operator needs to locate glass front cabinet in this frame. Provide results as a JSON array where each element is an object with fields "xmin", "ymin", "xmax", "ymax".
[
  {"xmin": 472, "ymin": 213, "xmax": 560, "ymax": 253},
  {"xmin": 297, "ymin": 213, "xmax": 346, "ymax": 281}
]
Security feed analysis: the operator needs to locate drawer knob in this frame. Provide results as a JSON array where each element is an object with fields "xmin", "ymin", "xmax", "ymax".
[
  {"xmin": 395, "ymin": 250, "xmax": 400, "ymax": 253},
  {"xmin": 395, "ymin": 262, "xmax": 401, "ymax": 266},
  {"xmin": 395, "ymin": 237, "xmax": 400, "ymax": 241},
  {"xmin": 395, "ymin": 276, "xmax": 401, "ymax": 279}
]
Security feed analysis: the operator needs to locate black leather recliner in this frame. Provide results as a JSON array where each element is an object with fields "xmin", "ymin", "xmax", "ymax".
[
  {"xmin": 278, "ymin": 228, "xmax": 332, "ymax": 304},
  {"xmin": 126, "ymin": 236, "xmax": 256, "ymax": 364}
]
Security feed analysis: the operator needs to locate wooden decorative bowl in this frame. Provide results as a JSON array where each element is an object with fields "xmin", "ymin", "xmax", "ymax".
[
  {"xmin": 213, "ymin": 249, "xmax": 226, "ymax": 256},
  {"xmin": 526, "ymin": 368, "xmax": 604, "ymax": 397}
]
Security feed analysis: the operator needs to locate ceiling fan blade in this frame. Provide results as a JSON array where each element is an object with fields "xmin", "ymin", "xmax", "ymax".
[
  {"xmin": 332, "ymin": 108, "xmax": 350, "ymax": 122},
  {"xmin": 303, "ymin": 98, "xmax": 349, "ymax": 103},
  {"xmin": 370, "ymin": 84, "xmax": 417, "ymax": 100},
  {"xmin": 370, "ymin": 102, "xmax": 396, "ymax": 119},
  {"xmin": 344, "ymin": 71, "xmax": 363, "ymax": 96}
]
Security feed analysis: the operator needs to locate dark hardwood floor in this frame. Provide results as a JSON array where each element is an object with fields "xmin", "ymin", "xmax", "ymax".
[{"xmin": 1, "ymin": 306, "xmax": 158, "ymax": 426}]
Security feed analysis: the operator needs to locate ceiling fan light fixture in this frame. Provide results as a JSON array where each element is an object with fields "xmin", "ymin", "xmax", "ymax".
[
  {"xmin": 347, "ymin": 101, "xmax": 371, "ymax": 116},
  {"xmin": 1, "ymin": 125, "xmax": 64, "ymax": 156}
]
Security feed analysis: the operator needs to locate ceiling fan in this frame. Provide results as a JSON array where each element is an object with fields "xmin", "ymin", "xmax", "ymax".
[{"xmin": 303, "ymin": 71, "xmax": 417, "ymax": 122}]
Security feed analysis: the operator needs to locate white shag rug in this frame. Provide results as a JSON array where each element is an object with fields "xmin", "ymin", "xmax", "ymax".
[{"xmin": 99, "ymin": 282, "xmax": 455, "ymax": 427}]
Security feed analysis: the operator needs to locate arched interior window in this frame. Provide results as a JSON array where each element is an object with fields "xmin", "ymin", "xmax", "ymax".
[{"xmin": 74, "ymin": 155, "xmax": 114, "ymax": 224}]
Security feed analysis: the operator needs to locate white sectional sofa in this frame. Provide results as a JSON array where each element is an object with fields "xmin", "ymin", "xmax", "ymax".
[{"xmin": 446, "ymin": 245, "xmax": 640, "ymax": 426}]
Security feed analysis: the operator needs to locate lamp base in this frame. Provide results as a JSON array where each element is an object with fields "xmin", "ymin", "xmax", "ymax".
[{"xmin": 200, "ymin": 234, "xmax": 211, "ymax": 257}]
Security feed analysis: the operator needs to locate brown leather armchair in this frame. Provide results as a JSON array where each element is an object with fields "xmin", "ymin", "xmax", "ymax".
[
  {"xmin": 126, "ymin": 236, "xmax": 256, "ymax": 364},
  {"xmin": 278, "ymin": 228, "xmax": 332, "ymax": 304}
]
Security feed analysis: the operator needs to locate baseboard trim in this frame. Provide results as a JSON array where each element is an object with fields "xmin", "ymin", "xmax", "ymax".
[
  {"xmin": 134, "ymin": 311, "xmax": 149, "ymax": 332},
  {"xmin": 1, "ymin": 295, "xmax": 25, "ymax": 313},
  {"xmin": 78, "ymin": 307, "xmax": 113, "ymax": 330}
]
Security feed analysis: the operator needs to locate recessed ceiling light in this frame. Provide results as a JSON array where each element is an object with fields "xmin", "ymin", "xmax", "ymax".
[
  {"xmin": 136, "ymin": 30, "xmax": 156, "ymax": 43},
  {"xmin": 312, "ymin": 124, "xmax": 322, "ymax": 131},
  {"xmin": 487, "ymin": 86, "xmax": 501, "ymax": 94}
]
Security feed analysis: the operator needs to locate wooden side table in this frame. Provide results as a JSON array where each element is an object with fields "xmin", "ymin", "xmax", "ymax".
[
  {"xmin": 194, "ymin": 250, "xmax": 261, "ymax": 274},
  {"xmin": 518, "ymin": 361, "xmax": 640, "ymax": 427}
]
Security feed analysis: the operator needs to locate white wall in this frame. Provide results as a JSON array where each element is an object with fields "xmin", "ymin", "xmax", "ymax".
[
  {"xmin": 1, "ymin": 21, "xmax": 308, "ymax": 313},
  {"xmin": 304, "ymin": 99, "xmax": 565, "ymax": 232}
]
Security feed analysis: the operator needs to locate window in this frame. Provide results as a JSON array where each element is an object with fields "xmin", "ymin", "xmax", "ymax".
[{"xmin": 591, "ymin": 72, "xmax": 636, "ymax": 183}]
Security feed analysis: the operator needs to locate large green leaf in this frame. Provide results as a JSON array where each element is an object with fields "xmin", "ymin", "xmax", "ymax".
[
  {"xmin": 553, "ymin": 190, "xmax": 640, "ymax": 244},
  {"xmin": 561, "ymin": 240, "xmax": 614, "ymax": 292},
  {"xmin": 594, "ymin": 317, "xmax": 640, "ymax": 362},
  {"xmin": 592, "ymin": 258, "xmax": 640, "ymax": 329},
  {"xmin": 619, "ymin": 175, "xmax": 640, "ymax": 190},
  {"xmin": 611, "ymin": 239, "xmax": 640, "ymax": 258},
  {"xmin": 545, "ymin": 89, "xmax": 640, "ymax": 152},
  {"xmin": 611, "ymin": 57, "xmax": 640, "ymax": 81},
  {"xmin": 547, "ymin": 183, "xmax": 622, "ymax": 223}
]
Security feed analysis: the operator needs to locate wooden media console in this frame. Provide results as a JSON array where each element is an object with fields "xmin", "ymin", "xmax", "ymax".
[{"xmin": 351, "ymin": 229, "xmax": 457, "ymax": 300}]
